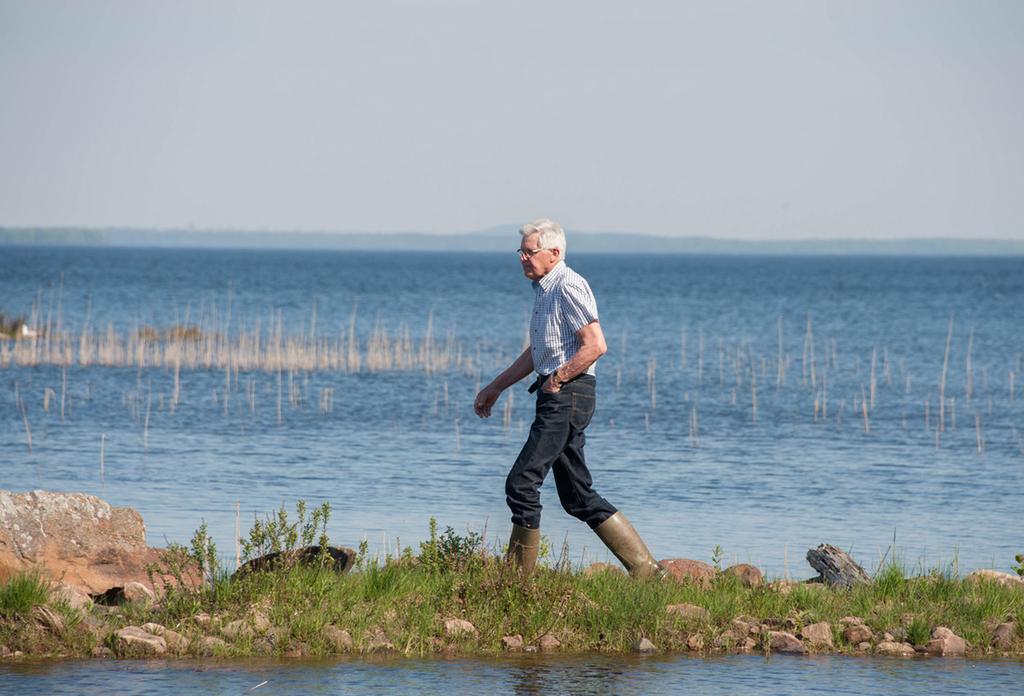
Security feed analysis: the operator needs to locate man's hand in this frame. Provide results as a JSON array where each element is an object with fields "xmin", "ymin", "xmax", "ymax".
[
  {"xmin": 474, "ymin": 384, "xmax": 502, "ymax": 418},
  {"xmin": 541, "ymin": 371, "xmax": 562, "ymax": 394}
]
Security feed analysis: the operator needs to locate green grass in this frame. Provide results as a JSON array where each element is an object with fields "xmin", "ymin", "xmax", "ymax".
[
  {"xmin": 1, "ymin": 511, "xmax": 1021, "ymax": 660},
  {"xmin": 0, "ymin": 570, "xmax": 52, "ymax": 616}
]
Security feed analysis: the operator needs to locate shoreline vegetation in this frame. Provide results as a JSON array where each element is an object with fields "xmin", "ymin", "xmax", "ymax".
[{"xmin": 2, "ymin": 504, "xmax": 1022, "ymax": 662}]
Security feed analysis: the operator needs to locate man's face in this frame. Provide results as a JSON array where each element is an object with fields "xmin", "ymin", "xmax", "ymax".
[{"xmin": 519, "ymin": 233, "xmax": 560, "ymax": 281}]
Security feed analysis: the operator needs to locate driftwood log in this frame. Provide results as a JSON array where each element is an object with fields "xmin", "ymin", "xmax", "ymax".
[
  {"xmin": 806, "ymin": 544, "xmax": 870, "ymax": 588},
  {"xmin": 231, "ymin": 545, "xmax": 356, "ymax": 580}
]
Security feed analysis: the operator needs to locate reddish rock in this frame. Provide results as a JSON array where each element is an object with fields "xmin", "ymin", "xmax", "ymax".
[
  {"xmin": 801, "ymin": 622, "xmax": 833, "ymax": 648},
  {"xmin": 444, "ymin": 618, "xmax": 478, "ymax": 637},
  {"xmin": 768, "ymin": 631, "xmax": 806, "ymax": 654},
  {"xmin": 658, "ymin": 559, "xmax": 717, "ymax": 587},
  {"xmin": 502, "ymin": 635, "xmax": 524, "ymax": 651},
  {"xmin": 991, "ymin": 622, "xmax": 1016, "ymax": 650},
  {"xmin": 115, "ymin": 626, "xmax": 167, "ymax": 656},
  {"xmin": 966, "ymin": 570, "xmax": 1024, "ymax": 589},
  {"xmin": 583, "ymin": 562, "xmax": 625, "ymax": 577},
  {"xmin": 325, "ymin": 626, "xmax": 353, "ymax": 653},
  {"xmin": 685, "ymin": 633, "xmax": 704, "ymax": 651},
  {"xmin": 666, "ymin": 603, "xmax": 711, "ymax": 622},
  {"xmin": 927, "ymin": 627, "xmax": 966, "ymax": 657},
  {"xmin": 875, "ymin": 640, "xmax": 915, "ymax": 657},
  {"xmin": 141, "ymin": 623, "xmax": 188, "ymax": 652},
  {"xmin": 843, "ymin": 624, "xmax": 873, "ymax": 645},
  {"xmin": 538, "ymin": 634, "xmax": 561, "ymax": 651},
  {"xmin": 0, "ymin": 489, "xmax": 195, "ymax": 596},
  {"xmin": 724, "ymin": 563, "xmax": 764, "ymax": 587}
]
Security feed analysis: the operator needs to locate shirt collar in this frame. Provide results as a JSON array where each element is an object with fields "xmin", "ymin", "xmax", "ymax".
[{"xmin": 533, "ymin": 260, "xmax": 567, "ymax": 292}]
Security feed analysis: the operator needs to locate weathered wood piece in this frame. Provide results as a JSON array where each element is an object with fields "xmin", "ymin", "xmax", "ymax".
[
  {"xmin": 806, "ymin": 544, "xmax": 869, "ymax": 588},
  {"xmin": 232, "ymin": 545, "xmax": 356, "ymax": 580}
]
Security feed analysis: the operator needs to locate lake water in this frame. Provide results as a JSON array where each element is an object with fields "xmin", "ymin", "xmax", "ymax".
[
  {"xmin": 2, "ymin": 653, "xmax": 1023, "ymax": 695},
  {"xmin": 2, "ymin": 247, "xmax": 1022, "ymax": 578}
]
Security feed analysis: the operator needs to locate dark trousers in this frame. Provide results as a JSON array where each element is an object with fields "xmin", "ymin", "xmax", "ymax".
[{"xmin": 505, "ymin": 375, "xmax": 617, "ymax": 530}]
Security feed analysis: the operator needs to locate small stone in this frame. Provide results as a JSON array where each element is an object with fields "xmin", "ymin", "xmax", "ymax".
[
  {"xmin": 724, "ymin": 563, "xmax": 764, "ymax": 587},
  {"xmin": 141, "ymin": 623, "xmax": 188, "ymax": 651},
  {"xmin": 843, "ymin": 624, "xmax": 873, "ymax": 644},
  {"xmin": 90, "ymin": 646, "xmax": 112, "ymax": 658},
  {"xmin": 991, "ymin": 622, "xmax": 1016, "ymax": 650},
  {"xmin": 839, "ymin": 616, "xmax": 865, "ymax": 626},
  {"xmin": 444, "ymin": 618, "xmax": 478, "ymax": 637},
  {"xmin": 927, "ymin": 626, "xmax": 966, "ymax": 657},
  {"xmin": 250, "ymin": 611, "xmax": 271, "ymax": 633},
  {"xmin": 123, "ymin": 581, "xmax": 156, "ymax": 604},
  {"xmin": 801, "ymin": 622, "xmax": 833, "ymax": 648},
  {"xmin": 666, "ymin": 603, "xmax": 711, "ymax": 622},
  {"xmin": 0, "ymin": 646, "xmax": 10, "ymax": 658},
  {"xmin": 856, "ymin": 641, "xmax": 871, "ymax": 651},
  {"xmin": 770, "ymin": 579, "xmax": 797, "ymax": 595},
  {"xmin": 965, "ymin": 570, "xmax": 1024, "ymax": 589},
  {"xmin": 194, "ymin": 612, "xmax": 212, "ymax": 627},
  {"xmin": 365, "ymin": 629, "xmax": 395, "ymax": 653},
  {"xmin": 115, "ymin": 626, "xmax": 167, "ymax": 656},
  {"xmin": 502, "ymin": 635, "xmax": 524, "ymax": 651},
  {"xmin": 633, "ymin": 637, "xmax": 657, "ymax": 653},
  {"xmin": 883, "ymin": 632, "xmax": 895, "ymax": 642},
  {"xmin": 768, "ymin": 631, "xmax": 806, "ymax": 654},
  {"xmin": 324, "ymin": 626, "xmax": 353, "ymax": 653},
  {"xmin": 538, "ymin": 634, "xmax": 561, "ymax": 651},
  {"xmin": 583, "ymin": 562, "xmax": 626, "ymax": 577},
  {"xmin": 730, "ymin": 619, "xmax": 753, "ymax": 638},
  {"xmin": 742, "ymin": 637, "xmax": 758, "ymax": 651},
  {"xmin": 658, "ymin": 559, "xmax": 718, "ymax": 587},
  {"xmin": 32, "ymin": 605, "xmax": 66, "ymax": 634},
  {"xmin": 686, "ymin": 634, "xmax": 704, "ymax": 651},
  {"xmin": 199, "ymin": 636, "xmax": 227, "ymax": 656},
  {"xmin": 523, "ymin": 645, "xmax": 538, "ymax": 653},
  {"xmin": 875, "ymin": 640, "xmax": 916, "ymax": 657},
  {"xmin": 221, "ymin": 619, "xmax": 251, "ymax": 641},
  {"xmin": 54, "ymin": 583, "xmax": 92, "ymax": 611}
]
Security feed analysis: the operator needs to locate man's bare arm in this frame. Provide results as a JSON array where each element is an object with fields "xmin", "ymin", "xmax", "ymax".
[
  {"xmin": 542, "ymin": 321, "xmax": 608, "ymax": 393},
  {"xmin": 474, "ymin": 348, "xmax": 533, "ymax": 417}
]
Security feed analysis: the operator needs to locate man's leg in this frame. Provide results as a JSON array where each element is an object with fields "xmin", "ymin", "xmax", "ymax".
[{"xmin": 505, "ymin": 391, "xmax": 574, "ymax": 529}]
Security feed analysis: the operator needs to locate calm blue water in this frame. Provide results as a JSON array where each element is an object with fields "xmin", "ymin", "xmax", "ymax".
[
  {"xmin": 2, "ymin": 653, "xmax": 1023, "ymax": 694},
  {"xmin": 2, "ymin": 247, "xmax": 1023, "ymax": 580}
]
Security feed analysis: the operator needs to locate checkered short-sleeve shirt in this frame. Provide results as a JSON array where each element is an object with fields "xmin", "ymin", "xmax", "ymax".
[{"xmin": 529, "ymin": 261, "xmax": 599, "ymax": 377}]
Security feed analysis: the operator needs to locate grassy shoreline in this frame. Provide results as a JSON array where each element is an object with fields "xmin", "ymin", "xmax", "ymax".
[{"xmin": 2, "ymin": 556, "xmax": 1022, "ymax": 661}]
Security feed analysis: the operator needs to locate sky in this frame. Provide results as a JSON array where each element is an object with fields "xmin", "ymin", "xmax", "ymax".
[{"xmin": 1, "ymin": 1, "xmax": 1022, "ymax": 239}]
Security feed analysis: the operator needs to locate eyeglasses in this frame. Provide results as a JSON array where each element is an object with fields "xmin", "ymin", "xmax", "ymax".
[{"xmin": 516, "ymin": 247, "xmax": 547, "ymax": 260}]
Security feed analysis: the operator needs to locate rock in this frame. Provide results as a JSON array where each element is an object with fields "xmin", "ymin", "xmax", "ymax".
[
  {"xmin": 365, "ymin": 629, "xmax": 394, "ymax": 653},
  {"xmin": 233, "ymin": 545, "xmax": 357, "ymax": 579},
  {"xmin": 221, "ymin": 619, "xmax": 252, "ymax": 641},
  {"xmin": 115, "ymin": 626, "xmax": 167, "ymax": 656},
  {"xmin": 0, "ymin": 489, "xmax": 171, "ymax": 597},
  {"xmin": 666, "ymin": 603, "xmax": 711, "ymax": 622},
  {"xmin": 0, "ymin": 646, "xmax": 11, "ymax": 658},
  {"xmin": 32, "ymin": 605, "xmax": 66, "ymax": 634},
  {"xmin": 991, "ymin": 622, "xmax": 1016, "ymax": 650},
  {"xmin": 502, "ymin": 634, "xmax": 524, "ymax": 651},
  {"xmin": 284, "ymin": 641, "xmax": 311, "ymax": 657},
  {"xmin": 805, "ymin": 544, "xmax": 869, "ymax": 588},
  {"xmin": 443, "ymin": 618, "xmax": 478, "ymax": 637},
  {"xmin": 742, "ymin": 637, "xmax": 758, "ymax": 651},
  {"xmin": 53, "ymin": 583, "xmax": 92, "ymax": 611},
  {"xmin": 538, "ymin": 634, "xmax": 561, "ymax": 651},
  {"xmin": 875, "ymin": 640, "xmax": 916, "ymax": 656},
  {"xmin": 194, "ymin": 612, "xmax": 212, "ymax": 628},
  {"xmin": 768, "ymin": 631, "xmax": 806, "ymax": 654},
  {"xmin": 966, "ymin": 570, "xmax": 1024, "ymax": 589},
  {"xmin": 324, "ymin": 626, "xmax": 353, "ymax": 652},
  {"xmin": 250, "ymin": 611, "xmax": 271, "ymax": 633},
  {"xmin": 90, "ymin": 646, "xmax": 112, "ymax": 658},
  {"xmin": 658, "ymin": 559, "xmax": 717, "ymax": 587},
  {"xmin": 686, "ymin": 634, "xmax": 704, "ymax": 651},
  {"xmin": 633, "ymin": 637, "xmax": 657, "ymax": 653},
  {"xmin": 856, "ymin": 641, "xmax": 871, "ymax": 651},
  {"xmin": 199, "ymin": 636, "xmax": 227, "ymax": 656},
  {"xmin": 801, "ymin": 622, "xmax": 833, "ymax": 648},
  {"xmin": 927, "ymin": 627, "xmax": 966, "ymax": 657},
  {"xmin": 839, "ymin": 616, "xmax": 865, "ymax": 626},
  {"xmin": 769, "ymin": 579, "xmax": 797, "ymax": 595},
  {"xmin": 843, "ymin": 624, "xmax": 873, "ymax": 645},
  {"xmin": 123, "ymin": 581, "xmax": 155, "ymax": 604},
  {"xmin": 724, "ymin": 563, "xmax": 764, "ymax": 587},
  {"xmin": 583, "ymin": 562, "xmax": 625, "ymax": 577},
  {"xmin": 141, "ymin": 623, "xmax": 188, "ymax": 651}
]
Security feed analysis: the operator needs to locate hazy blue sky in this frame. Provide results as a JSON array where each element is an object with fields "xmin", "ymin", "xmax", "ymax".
[{"xmin": 1, "ymin": 1, "xmax": 1021, "ymax": 238}]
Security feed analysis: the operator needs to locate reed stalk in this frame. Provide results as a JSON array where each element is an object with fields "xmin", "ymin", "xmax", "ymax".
[{"xmin": 939, "ymin": 317, "xmax": 953, "ymax": 433}]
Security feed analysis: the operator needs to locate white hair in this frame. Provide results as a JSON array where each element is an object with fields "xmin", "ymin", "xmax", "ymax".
[{"xmin": 519, "ymin": 218, "xmax": 566, "ymax": 257}]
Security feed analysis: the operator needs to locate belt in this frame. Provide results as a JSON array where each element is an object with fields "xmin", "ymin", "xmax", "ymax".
[{"xmin": 528, "ymin": 372, "xmax": 587, "ymax": 393}]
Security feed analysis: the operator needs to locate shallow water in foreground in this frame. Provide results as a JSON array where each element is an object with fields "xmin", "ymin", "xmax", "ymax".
[{"xmin": 2, "ymin": 653, "xmax": 1022, "ymax": 695}]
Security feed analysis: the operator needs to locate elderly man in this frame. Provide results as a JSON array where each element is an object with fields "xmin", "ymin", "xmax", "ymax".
[{"xmin": 473, "ymin": 218, "xmax": 661, "ymax": 578}]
